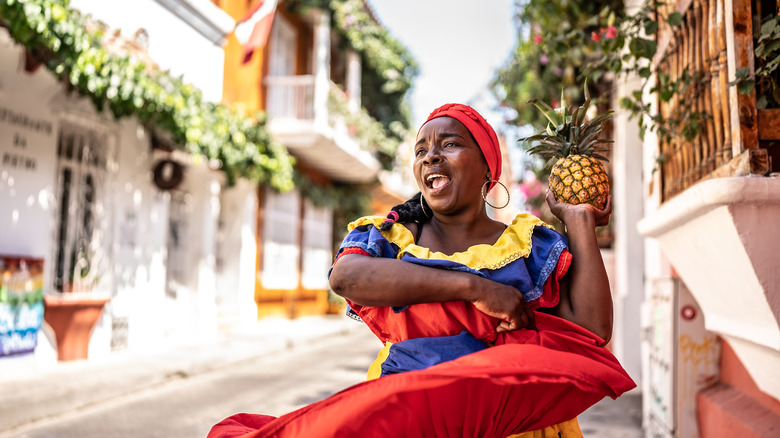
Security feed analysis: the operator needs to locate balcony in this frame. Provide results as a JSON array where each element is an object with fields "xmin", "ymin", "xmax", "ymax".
[
  {"xmin": 263, "ymin": 76, "xmax": 382, "ymax": 184},
  {"xmin": 637, "ymin": 0, "xmax": 780, "ymax": 399}
]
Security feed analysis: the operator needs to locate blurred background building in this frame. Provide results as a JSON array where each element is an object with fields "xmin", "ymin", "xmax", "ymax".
[{"xmin": 0, "ymin": 0, "xmax": 415, "ymax": 367}]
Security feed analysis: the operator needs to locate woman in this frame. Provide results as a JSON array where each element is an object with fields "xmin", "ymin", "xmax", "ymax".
[{"xmin": 208, "ymin": 104, "xmax": 634, "ymax": 438}]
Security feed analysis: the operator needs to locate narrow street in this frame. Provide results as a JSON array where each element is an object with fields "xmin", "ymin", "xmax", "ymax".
[
  {"xmin": 4, "ymin": 324, "xmax": 642, "ymax": 438},
  {"xmin": 7, "ymin": 329, "xmax": 380, "ymax": 438}
]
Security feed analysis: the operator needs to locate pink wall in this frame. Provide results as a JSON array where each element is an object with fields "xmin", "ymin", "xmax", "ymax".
[{"xmin": 697, "ymin": 340, "xmax": 780, "ymax": 437}]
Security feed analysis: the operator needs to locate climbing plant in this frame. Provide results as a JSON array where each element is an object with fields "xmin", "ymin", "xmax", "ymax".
[
  {"xmin": 493, "ymin": 0, "xmax": 624, "ymax": 130},
  {"xmin": 0, "ymin": 0, "xmax": 295, "ymax": 189},
  {"xmin": 288, "ymin": 0, "xmax": 419, "ymax": 151}
]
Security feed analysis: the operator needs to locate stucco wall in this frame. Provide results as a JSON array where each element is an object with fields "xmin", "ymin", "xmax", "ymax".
[{"xmin": 0, "ymin": 32, "xmax": 224, "ymax": 372}]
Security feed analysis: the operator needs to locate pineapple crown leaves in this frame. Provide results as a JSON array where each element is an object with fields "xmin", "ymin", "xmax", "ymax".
[{"xmin": 519, "ymin": 79, "xmax": 614, "ymax": 167}]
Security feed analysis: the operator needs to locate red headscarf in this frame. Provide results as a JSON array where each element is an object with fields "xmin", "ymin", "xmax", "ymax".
[{"xmin": 420, "ymin": 104, "xmax": 502, "ymax": 191}]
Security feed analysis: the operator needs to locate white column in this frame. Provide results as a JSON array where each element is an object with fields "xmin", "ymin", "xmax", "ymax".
[
  {"xmin": 182, "ymin": 164, "xmax": 222, "ymax": 340},
  {"xmin": 310, "ymin": 9, "xmax": 331, "ymax": 129},
  {"xmin": 612, "ymin": 71, "xmax": 645, "ymax": 382},
  {"xmin": 216, "ymin": 179, "xmax": 259, "ymax": 329},
  {"xmin": 346, "ymin": 49, "xmax": 361, "ymax": 112}
]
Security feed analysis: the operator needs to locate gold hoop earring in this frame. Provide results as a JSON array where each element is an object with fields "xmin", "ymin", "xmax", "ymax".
[
  {"xmin": 482, "ymin": 180, "xmax": 510, "ymax": 209},
  {"xmin": 420, "ymin": 193, "xmax": 431, "ymax": 218}
]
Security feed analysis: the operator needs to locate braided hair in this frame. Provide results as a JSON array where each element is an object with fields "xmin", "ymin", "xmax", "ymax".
[{"xmin": 379, "ymin": 192, "xmax": 432, "ymax": 231}]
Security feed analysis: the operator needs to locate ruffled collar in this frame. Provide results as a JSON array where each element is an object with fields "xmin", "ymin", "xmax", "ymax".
[{"xmin": 347, "ymin": 214, "xmax": 553, "ymax": 271}]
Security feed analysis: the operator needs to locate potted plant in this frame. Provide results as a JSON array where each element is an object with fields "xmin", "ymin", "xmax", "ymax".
[{"xmin": 44, "ymin": 241, "xmax": 110, "ymax": 361}]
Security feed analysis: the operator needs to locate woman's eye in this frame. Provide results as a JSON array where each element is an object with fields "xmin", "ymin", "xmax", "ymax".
[
  {"xmin": 443, "ymin": 142, "xmax": 455, "ymax": 148},
  {"xmin": 415, "ymin": 149, "xmax": 426, "ymax": 156}
]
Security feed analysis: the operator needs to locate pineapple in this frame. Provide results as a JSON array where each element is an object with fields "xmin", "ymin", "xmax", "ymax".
[{"xmin": 520, "ymin": 80, "xmax": 613, "ymax": 210}]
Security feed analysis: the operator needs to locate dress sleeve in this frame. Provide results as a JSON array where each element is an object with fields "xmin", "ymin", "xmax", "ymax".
[
  {"xmin": 328, "ymin": 222, "xmax": 403, "ymax": 322},
  {"xmin": 525, "ymin": 226, "xmax": 571, "ymax": 309},
  {"xmin": 330, "ymin": 224, "xmax": 400, "ymax": 269},
  {"xmin": 534, "ymin": 248, "xmax": 572, "ymax": 309}
]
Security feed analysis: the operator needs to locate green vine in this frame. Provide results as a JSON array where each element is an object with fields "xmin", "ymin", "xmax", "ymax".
[
  {"xmin": 495, "ymin": 0, "xmax": 719, "ymax": 146},
  {"xmin": 583, "ymin": 2, "xmax": 710, "ymax": 143},
  {"xmin": 1, "ymin": 0, "xmax": 408, "ymax": 226},
  {"xmin": 493, "ymin": 0, "xmax": 623, "ymax": 130},
  {"xmin": 0, "ymin": 0, "xmax": 295, "ymax": 189},
  {"xmin": 327, "ymin": 86, "xmax": 404, "ymax": 169},
  {"xmin": 288, "ymin": 0, "xmax": 418, "ymax": 138},
  {"xmin": 732, "ymin": 12, "xmax": 780, "ymax": 108}
]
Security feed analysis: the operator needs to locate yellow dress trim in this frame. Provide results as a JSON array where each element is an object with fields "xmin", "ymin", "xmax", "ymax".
[
  {"xmin": 366, "ymin": 341, "xmax": 392, "ymax": 381},
  {"xmin": 347, "ymin": 214, "xmax": 553, "ymax": 271}
]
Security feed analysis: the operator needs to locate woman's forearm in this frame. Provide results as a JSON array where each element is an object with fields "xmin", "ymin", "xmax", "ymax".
[
  {"xmin": 329, "ymin": 254, "xmax": 481, "ymax": 307},
  {"xmin": 559, "ymin": 215, "xmax": 614, "ymax": 342}
]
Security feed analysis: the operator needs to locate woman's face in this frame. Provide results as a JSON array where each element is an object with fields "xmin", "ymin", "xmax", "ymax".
[{"xmin": 414, "ymin": 117, "xmax": 489, "ymax": 215}]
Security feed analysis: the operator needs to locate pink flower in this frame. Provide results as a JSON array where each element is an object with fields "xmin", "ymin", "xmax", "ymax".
[
  {"xmin": 539, "ymin": 54, "xmax": 549, "ymax": 65},
  {"xmin": 533, "ymin": 34, "xmax": 543, "ymax": 44},
  {"xmin": 604, "ymin": 26, "xmax": 617, "ymax": 39},
  {"xmin": 591, "ymin": 31, "xmax": 601, "ymax": 42}
]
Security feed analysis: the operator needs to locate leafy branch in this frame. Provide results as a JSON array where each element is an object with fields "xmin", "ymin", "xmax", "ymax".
[
  {"xmin": 730, "ymin": 12, "xmax": 780, "ymax": 108},
  {"xmin": 288, "ymin": 0, "xmax": 418, "ymax": 138}
]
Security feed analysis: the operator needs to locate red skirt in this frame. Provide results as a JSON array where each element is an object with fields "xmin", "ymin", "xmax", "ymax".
[{"xmin": 208, "ymin": 312, "xmax": 636, "ymax": 438}]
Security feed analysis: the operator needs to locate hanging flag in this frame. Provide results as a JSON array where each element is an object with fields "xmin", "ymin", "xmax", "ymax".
[{"xmin": 234, "ymin": 0, "xmax": 278, "ymax": 64}]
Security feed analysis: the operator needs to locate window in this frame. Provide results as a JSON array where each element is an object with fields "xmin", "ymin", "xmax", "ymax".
[
  {"xmin": 301, "ymin": 199, "xmax": 332, "ymax": 290},
  {"xmin": 52, "ymin": 124, "xmax": 109, "ymax": 292},
  {"xmin": 261, "ymin": 188, "xmax": 300, "ymax": 289}
]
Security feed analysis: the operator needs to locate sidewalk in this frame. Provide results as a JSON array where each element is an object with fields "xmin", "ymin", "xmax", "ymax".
[
  {"xmin": 579, "ymin": 389, "xmax": 644, "ymax": 437},
  {"xmin": 0, "ymin": 314, "xmax": 363, "ymax": 434}
]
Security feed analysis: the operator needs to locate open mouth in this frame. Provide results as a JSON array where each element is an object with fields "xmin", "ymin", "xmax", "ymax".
[{"xmin": 425, "ymin": 174, "xmax": 451, "ymax": 191}]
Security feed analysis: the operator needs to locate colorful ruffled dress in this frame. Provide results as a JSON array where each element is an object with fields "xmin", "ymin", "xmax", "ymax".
[{"xmin": 208, "ymin": 214, "xmax": 636, "ymax": 438}]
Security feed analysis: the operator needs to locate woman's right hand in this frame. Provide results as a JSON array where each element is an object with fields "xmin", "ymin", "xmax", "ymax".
[{"xmin": 469, "ymin": 280, "xmax": 536, "ymax": 333}]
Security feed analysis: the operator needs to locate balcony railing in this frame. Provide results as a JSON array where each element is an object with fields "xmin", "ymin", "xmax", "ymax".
[
  {"xmin": 654, "ymin": 0, "xmax": 774, "ymax": 201},
  {"xmin": 264, "ymin": 75, "xmax": 315, "ymax": 122},
  {"xmin": 264, "ymin": 75, "xmax": 395, "ymax": 157}
]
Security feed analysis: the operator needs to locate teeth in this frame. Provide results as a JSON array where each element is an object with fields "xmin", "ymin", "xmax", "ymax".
[{"xmin": 426, "ymin": 174, "xmax": 447, "ymax": 182}]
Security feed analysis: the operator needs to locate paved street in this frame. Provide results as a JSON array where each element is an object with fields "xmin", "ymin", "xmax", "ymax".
[
  {"xmin": 1, "ymin": 318, "xmax": 643, "ymax": 437},
  {"xmin": 3, "ymin": 323, "xmax": 379, "ymax": 438}
]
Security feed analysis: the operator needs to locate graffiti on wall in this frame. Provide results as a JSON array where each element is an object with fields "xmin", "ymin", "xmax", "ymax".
[
  {"xmin": 678, "ymin": 334, "xmax": 720, "ymax": 411},
  {"xmin": 0, "ymin": 257, "xmax": 44, "ymax": 356}
]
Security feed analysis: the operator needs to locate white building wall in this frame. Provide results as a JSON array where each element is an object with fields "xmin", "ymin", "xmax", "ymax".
[
  {"xmin": 0, "ymin": 36, "xmax": 62, "ymax": 270},
  {"xmin": 108, "ymin": 119, "xmax": 170, "ymax": 353},
  {"xmin": 68, "ymin": 0, "xmax": 233, "ymax": 103},
  {"xmin": 1, "ymin": 31, "xmax": 65, "ymax": 370},
  {"xmin": 0, "ymin": 8, "xmax": 232, "ymax": 371}
]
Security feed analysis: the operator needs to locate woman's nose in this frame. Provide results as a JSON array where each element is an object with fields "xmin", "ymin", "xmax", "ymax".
[{"xmin": 423, "ymin": 146, "xmax": 442, "ymax": 164}]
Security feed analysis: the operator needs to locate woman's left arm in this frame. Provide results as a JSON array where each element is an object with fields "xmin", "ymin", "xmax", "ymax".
[{"xmin": 545, "ymin": 191, "xmax": 613, "ymax": 343}]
